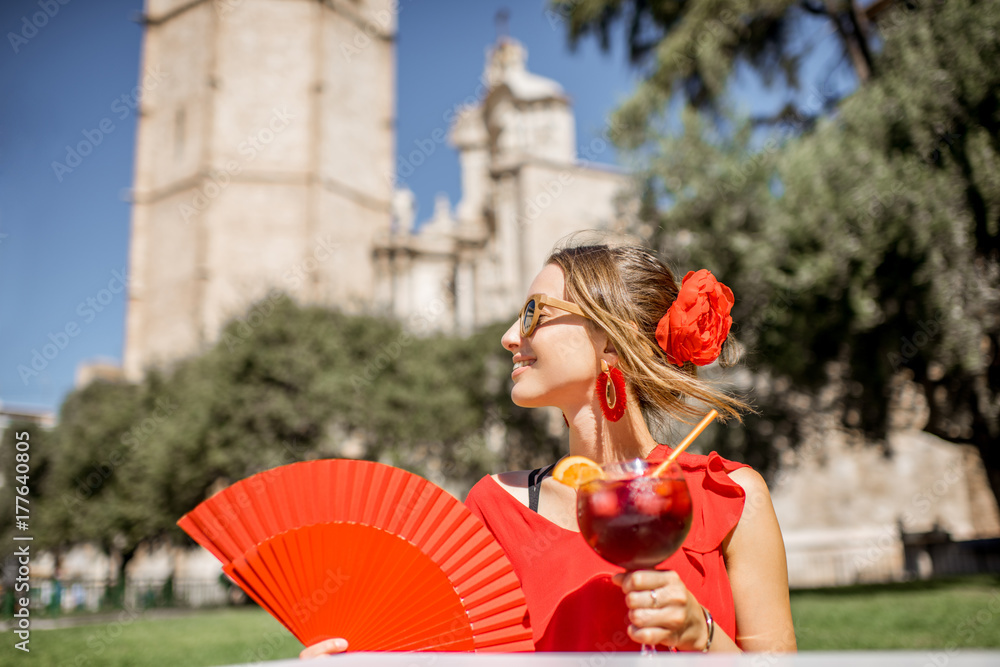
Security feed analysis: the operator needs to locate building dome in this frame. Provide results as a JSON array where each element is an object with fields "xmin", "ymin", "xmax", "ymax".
[{"xmin": 483, "ymin": 38, "xmax": 568, "ymax": 104}]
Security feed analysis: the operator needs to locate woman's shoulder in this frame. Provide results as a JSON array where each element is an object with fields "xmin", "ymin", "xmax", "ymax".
[
  {"xmin": 464, "ymin": 469, "xmax": 538, "ymax": 533},
  {"xmin": 726, "ymin": 465, "xmax": 767, "ymax": 494},
  {"xmin": 728, "ymin": 465, "xmax": 771, "ymax": 506},
  {"xmin": 465, "ymin": 470, "xmax": 529, "ymax": 506},
  {"xmin": 467, "ymin": 470, "xmax": 529, "ymax": 492},
  {"xmin": 493, "ymin": 469, "xmax": 531, "ymax": 488}
]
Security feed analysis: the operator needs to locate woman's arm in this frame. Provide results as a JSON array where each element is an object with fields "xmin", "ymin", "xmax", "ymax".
[{"xmin": 725, "ymin": 467, "xmax": 797, "ymax": 652}]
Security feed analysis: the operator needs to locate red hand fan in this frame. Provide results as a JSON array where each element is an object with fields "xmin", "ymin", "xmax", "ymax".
[{"xmin": 177, "ymin": 459, "xmax": 534, "ymax": 652}]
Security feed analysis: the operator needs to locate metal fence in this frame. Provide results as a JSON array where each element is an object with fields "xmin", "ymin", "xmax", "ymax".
[{"xmin": 23, "ymin": 577, "xmax": 231, "ymax": 614}]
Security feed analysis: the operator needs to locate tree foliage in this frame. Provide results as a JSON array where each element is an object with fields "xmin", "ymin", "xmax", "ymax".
[
  {"xmin": 34, "ymin": 381, "xmax": 148, "ymax": 555},
  {"xmin": 555, "ymin": 0, "xmax": 881, "ymax": 148},
  {"xmin": 563, "ymin": 0, "xmax": 1000, "ymax": 503}
]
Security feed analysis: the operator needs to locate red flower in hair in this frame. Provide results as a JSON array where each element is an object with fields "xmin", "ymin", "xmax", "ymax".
[{"xmin": 655, "ymin": 270, "xmax": 734, "ymax": 366}]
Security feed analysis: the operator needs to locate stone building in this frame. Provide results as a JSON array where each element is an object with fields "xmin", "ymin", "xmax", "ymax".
[{"xmin": 122, "ymin": 1, "xmax": 627, "ymax": 378}]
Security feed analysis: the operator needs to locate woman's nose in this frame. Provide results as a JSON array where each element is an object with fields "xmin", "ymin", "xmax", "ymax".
[{"xmin": 501, "ymin": 320, "xmax": 520, "ymax": 352}]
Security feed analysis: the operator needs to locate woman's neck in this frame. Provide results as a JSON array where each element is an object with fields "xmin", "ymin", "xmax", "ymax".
[{"xmin": 565, "ymin": 402, "xmax": 658, "ymax": 464}]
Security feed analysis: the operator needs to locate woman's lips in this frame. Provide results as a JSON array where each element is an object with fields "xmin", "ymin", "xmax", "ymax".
[{"xmin": 511, "ymin": 359, "xmax": 535, "ymax": 378}]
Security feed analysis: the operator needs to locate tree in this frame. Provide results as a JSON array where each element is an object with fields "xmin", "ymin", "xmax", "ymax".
[
  {"xmin": 555, "ymin": 0, "xmax": 896, "ymax": 148},
  {"xmin": 23, "ymin": 379, "xmax": 159, "ymax": 603},
  {"xmin": 559, "ymin": 0, "xmax": 1000, "ymax": 505}
]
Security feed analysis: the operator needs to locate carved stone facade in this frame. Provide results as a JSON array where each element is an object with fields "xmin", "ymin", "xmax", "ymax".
[{"xmin": 374, "ymin": 38, "xmax": 628, "ymax": 334}]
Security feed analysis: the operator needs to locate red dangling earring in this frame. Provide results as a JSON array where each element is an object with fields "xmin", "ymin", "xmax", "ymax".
[{"xmin": 596, "ymin": 360, "xmax": 627, "ymax": 422}]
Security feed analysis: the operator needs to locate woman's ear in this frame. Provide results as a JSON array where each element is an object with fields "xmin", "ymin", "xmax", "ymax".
[
  {"xmin": 601, "ymin": 338, "xmax": 620, "ymax": 369},
  {"xmin": 602, "ymin": 321, "xmax": 637, "ymax": 369}
]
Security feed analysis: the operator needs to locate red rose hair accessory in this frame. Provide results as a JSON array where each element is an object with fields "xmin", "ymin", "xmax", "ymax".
[{"xmin": 655, "ymin": 269, "xmax": 734, "ymax": 366}]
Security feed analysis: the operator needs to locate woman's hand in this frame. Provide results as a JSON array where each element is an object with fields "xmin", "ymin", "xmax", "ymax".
[
  {"xmin": 299, "ymin": 638, "xmax": 348, "ymax": 659},
  {"xmin": 614, "ymin": 570, "xmax": 711, "ymax": 652}
]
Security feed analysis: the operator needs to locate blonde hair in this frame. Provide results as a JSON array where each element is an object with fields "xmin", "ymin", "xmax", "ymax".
[{"xmin": 546, "ymin": 239, "xmax": 748, "ymax": 428}]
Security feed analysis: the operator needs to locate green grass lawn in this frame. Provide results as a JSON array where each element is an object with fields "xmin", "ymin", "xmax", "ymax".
[
  {"xmin": 2, "ymin": 575, "xmax": 997, "ymax": 666},
  {"xmin": 0, "ymin": 607, "xmax": 302, "ymax": 667},
  {"xmin": 790, "ymin": 574, "xmax": 1000, "ymax": 650}
]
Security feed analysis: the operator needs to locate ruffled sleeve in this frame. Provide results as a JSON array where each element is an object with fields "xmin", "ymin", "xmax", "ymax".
[
  {"xmin": 644, "ymin": 445, "xmax": 748, "ymax": 553},
  {"xmin": 685, "ymin": 452, "xmax": 747, "ymax": 553}
]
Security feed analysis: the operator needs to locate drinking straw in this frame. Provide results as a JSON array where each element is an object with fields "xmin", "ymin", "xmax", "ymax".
[{"xmin": 649, "ymin": 409, "xmax": 719, "ymax": 476}]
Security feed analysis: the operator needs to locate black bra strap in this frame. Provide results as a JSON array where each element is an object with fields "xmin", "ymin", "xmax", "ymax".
[{"xmin": 527, "ymin": 463, "xmax": 556, "ymax": 513}]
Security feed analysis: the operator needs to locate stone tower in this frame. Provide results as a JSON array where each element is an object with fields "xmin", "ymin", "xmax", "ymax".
[{"xmin": 123, "ymin": 0, "xmax": 396, "ymax": 380}]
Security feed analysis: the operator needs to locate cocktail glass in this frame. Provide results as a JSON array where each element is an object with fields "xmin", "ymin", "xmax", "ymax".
[{"xmin": 576, "ymin": 458, "xmax": 693, "ymax": 655}]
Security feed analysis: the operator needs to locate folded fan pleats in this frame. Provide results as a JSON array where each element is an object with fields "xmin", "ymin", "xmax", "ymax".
[{"xmin": 178, "ymin": 459, "xmax": 534, "ymax": 652}]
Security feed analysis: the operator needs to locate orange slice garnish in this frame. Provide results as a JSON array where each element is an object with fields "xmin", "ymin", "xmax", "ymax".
[{"xmin": 551, "ymin": 455, "xmax": 605, "ymax": 489}]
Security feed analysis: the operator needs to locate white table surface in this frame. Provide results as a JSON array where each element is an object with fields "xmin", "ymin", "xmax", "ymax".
[{"xmin": 223, "ymin": 650, "xmax": 1000, "ymax": 666}]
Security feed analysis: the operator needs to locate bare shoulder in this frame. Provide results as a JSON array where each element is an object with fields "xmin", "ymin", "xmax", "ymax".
[
  {"xmin": 491, "ymin": 470, "xmax": 531, "ymax": 508},
  {"xmin": 724, "ymin": 466, "xmax": 780, "ymax": 553},
  {"xmin": 727, "ymin": 466, "xmax": 771, "ymax": 499},
  {"xmin": 493, "ymin": 470, "xmax": 530, "ymax": 489}
]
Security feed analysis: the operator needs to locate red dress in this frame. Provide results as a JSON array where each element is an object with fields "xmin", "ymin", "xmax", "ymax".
[{"xmin": 464, "ymin": 445, "xmax": 749, "ymax": 652}]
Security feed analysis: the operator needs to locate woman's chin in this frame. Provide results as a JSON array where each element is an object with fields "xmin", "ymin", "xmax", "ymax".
[{"xmin": 510, "ymin": 387, "xmax": 546, "ymax": 409}]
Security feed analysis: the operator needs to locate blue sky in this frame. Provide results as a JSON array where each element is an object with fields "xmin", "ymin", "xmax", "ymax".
[{"xmin": 0, "ymin": 0, "xmax": 849, "ymax": 415}]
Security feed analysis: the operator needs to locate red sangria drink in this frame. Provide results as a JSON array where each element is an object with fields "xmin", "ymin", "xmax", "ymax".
[{"xmin": 576, "ymin": 459, "xmax": 692, "ymax": 570}]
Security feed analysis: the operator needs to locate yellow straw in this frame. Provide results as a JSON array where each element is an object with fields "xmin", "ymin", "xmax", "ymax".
[{"xmin": 650, "ymin": 409, "xmax": 719, "ymax": 476}]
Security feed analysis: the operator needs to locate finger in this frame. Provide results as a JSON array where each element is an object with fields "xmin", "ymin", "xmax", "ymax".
[
  {"xmin": 629, "ymin": 585, "xmax": 688, "ymax": 610},
  {"xmin": 619, "ymin": 570, "xmax": 651, "ymax": 592},
  {"xmin": 624, "ymin": 587, "xmax": 659, "ymax": 609},
  {"xmin": 299, "ymin": 637, "xmax": 348, "ymax": 659},
  {"xmin": 628, "ymin": 623, "xmax": 671, "ymax": 648},
  {"xmin": 629, "ymin": 605, "xmax": 685, "ymax": 629},
  {"xmin": 620, "ymin": 569, "xmax": 677, "ymax": 592}
]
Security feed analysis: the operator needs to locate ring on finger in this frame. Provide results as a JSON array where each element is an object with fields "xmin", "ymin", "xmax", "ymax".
[{"xmin": 650, "ymin": 589, "xmax": 658, "ymax": 607}]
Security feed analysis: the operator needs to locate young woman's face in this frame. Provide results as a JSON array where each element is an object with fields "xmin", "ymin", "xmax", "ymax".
[{"xmin": 501, "ymin": 263, "xmax": 604, "ymax": 410}]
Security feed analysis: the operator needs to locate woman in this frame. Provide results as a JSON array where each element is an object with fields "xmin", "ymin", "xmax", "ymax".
[{"xmin": 303, "ymin": 242, "xmax": 795, "ymax": 656}]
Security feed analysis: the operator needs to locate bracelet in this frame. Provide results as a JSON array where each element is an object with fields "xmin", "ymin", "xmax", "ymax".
[{"xmin": 701, "ymin": 605, "xmax": 714, "ymax": 652}]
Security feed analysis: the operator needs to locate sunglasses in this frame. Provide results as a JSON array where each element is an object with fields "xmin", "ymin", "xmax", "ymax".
[{"xmin": 519, "ymin": 294, "xmax": 590, "ymax": 336}]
